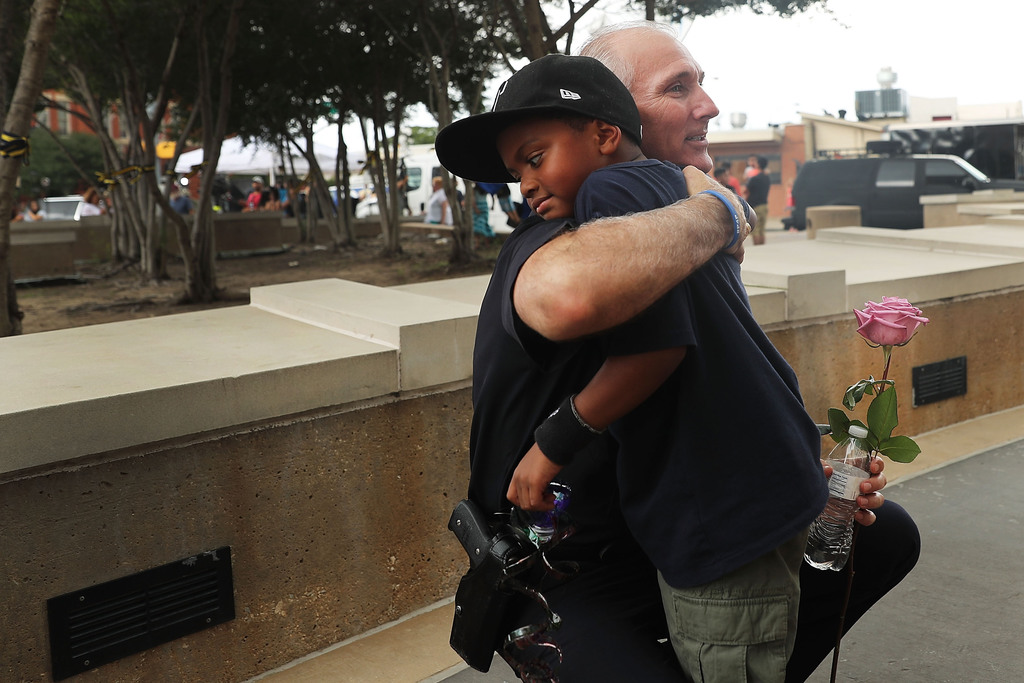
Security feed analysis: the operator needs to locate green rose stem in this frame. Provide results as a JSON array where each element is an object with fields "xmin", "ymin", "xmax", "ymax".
[{"xmin": 830, "ymin": 345, "xmax": 890, "ymax": 683}]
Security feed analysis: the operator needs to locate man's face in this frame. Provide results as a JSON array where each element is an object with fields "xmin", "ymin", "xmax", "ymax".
[
  {"xmin": 496, "ymin": 117, "xmax": 606, "ymax": 220},
  {"xmin": 618, "ymin": 32, "xmax": 719, "ymax": 173}
]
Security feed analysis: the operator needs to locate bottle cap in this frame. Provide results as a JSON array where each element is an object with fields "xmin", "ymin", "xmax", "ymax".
[{"xmin": 848, "ymin": 425, "xmax": 869, "ymax": 438}]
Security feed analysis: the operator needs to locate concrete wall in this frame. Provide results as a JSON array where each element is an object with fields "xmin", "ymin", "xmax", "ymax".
[
  {"xmin": 9, "ymin": 223, "xmax": 77, "ymax": 280},
  {"xmin": 922, "ymin": 190, "xmax": 1024, "ymax": 228},
  {"xmin": 1, "ymin": 391, "xmax": 470, "ymax": 682},
  {"xmin": 805, "ymin": 205, "xmax": 861, "ymax": 239},
  {"xmin": 12, "ymin": 213, "xmax": 311, "ymax": 281},
  {"xmin": 4, "ymin": 221, "xmax": 1024, "ymax": 681}
]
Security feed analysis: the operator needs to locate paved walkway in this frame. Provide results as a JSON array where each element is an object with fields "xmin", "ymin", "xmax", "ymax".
[{"xmin": 251, "ymin": 404, "xmax": 1024, "ymax": 683}]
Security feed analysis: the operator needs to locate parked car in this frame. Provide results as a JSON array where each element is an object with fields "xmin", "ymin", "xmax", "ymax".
[
  {"xmin": 785, "ymin": 154, "xmax": 1024, "ymax": 230},
  {"xmin": 41, "ymin": 195, "xmax": 85, "ymax": 221}
]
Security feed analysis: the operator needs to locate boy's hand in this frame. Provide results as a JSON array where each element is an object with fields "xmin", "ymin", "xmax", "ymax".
[{"xmin": 507, "ymin": 443, "xmax": 563, "ymax": 511}]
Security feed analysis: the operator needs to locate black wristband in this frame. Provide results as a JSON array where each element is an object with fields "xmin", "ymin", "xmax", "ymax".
[{"xmin": 534, "ymin": 394, "xmax": 605, "ymax": 466}]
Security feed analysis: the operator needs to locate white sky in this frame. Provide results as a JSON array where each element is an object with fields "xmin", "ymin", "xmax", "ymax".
[
  {"xmin": 322, "ymin": 0, "xmax": 1024, "ymax": 149},
  {"xmin": 668, "ymin": 0, "xmax": 1024, "ymax": 130}
]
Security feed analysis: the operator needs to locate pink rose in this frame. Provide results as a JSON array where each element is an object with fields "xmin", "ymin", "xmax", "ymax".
[{"xmin": 854, "ymin": 297, "xmax": 929, "ymax": 346}]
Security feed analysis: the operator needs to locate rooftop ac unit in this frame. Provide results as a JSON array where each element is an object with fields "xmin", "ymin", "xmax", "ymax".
[{"xmin": 856, "ymin": 89, "xmax": 908, "ymax": 119}]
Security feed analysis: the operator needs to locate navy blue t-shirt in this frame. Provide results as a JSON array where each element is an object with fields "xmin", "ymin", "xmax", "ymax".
[{"xmin": 575, "ymin": 160, "xmax": 828, "ymax": 587}]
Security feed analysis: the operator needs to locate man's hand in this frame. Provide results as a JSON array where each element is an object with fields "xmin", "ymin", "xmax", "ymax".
[
  {"xmin": 821, "ymin": 456, "xmax": 887, "ymax": 527},
  {"xmin": 507, "ymin": 443, "xmax": 563, "ymax": 511},
  {"xmin": 682, "ymin": 166, "xmax": 750, "ymax": 262}
]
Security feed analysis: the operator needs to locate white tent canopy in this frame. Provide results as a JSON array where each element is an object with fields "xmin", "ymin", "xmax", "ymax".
[{"xmin": 173, "ymin": 136, "xmax": 366, "ymax": 183}]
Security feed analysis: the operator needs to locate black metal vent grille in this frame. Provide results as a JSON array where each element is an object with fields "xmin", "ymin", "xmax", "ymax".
[
  {"xmin": 47, "ymin": 547, "xmax": 234, "ymax": 681},
  {"xmin": 912, "ymin": 356, "xmax": 967, "ymax": 407}
]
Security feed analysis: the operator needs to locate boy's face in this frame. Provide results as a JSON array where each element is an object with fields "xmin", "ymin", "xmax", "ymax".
[{"xmin": 496, "ymin": 117, "xmax": 609, "ymax": 220}]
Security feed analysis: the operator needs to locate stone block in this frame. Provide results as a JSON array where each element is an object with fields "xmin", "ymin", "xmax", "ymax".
[
  {"xmin": 741, "ymin": 245, "xmax": 848, "ymax": 320},
  {"xmin": 0, "ymin": 306, "xmax": 397, "ymax": 473},
  {"xmin": 816, "ymin": 224, "xmax": 1024, "ymax": 259},
  {"xmin": 165, "ymin": 212, "xmax": 285, "ymax": 256},
  {"xmin": 9, "ymin": 224, "xmax": 77, "ymax": 280},
  {"xmin": 806, "ymin": 205, "xmax": 861, "ymax": 239},
  {"xmin": 251, "ymin": 279, "xmax": 478, "ymax": 391}
]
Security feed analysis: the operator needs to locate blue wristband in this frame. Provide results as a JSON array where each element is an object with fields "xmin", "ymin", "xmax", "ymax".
[{"xmin": 700, "ymin": 189, "xmax": 741, "ymax": 249}]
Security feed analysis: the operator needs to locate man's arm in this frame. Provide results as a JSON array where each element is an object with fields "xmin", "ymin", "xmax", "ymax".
[{"xmin": 513, "ymin": 167, "xmax": 750, "ymax": 341}]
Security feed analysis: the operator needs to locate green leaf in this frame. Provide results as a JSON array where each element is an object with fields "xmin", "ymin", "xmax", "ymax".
[
  {"xmin": 878, "ymin": 435, "xmax": 922, "ymax": 463},
  {"xmin": 827, "ymin": 408, "xmax": 850, "ymax": 443},
  {"xmin": 843, "ymin": 378, "xmax": 875, "ymax": 410},
  {"xmin": 867, "ymin": 387, "xmax": 899, "ymax": 442}
]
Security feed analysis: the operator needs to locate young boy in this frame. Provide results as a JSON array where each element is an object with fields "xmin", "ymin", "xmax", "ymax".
[
  {"xmin": 438, "ymin": 53, "xmax": 744, "ymax": 511},
  {"xmin": 436, "ymin": 54, "xmax": 826, "ymax": 680}
]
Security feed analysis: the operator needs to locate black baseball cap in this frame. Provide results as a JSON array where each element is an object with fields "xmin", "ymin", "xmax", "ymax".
[{"xmin": 435, "ymin": 54, "xmax": 642, "ymax": 183}]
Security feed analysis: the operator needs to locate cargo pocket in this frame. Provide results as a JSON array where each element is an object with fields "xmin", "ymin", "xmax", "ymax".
[{"xmin": 666, "ymin": 592, "xmax": 791, "ymax": 683}]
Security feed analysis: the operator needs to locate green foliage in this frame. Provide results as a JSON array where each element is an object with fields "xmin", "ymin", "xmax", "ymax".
[
  {"xmin": 1, "ymin": 0, "xmax": 34, "ymax": 113},
  {"xmin": 407, "ymin": 126, "xmax": 438, "ymax": 145},
  {"xmin": 19, "ymin": 130, "xmax": 104, "ymax": 196},
  {"xmin": 842, "ymin": 376, "xmax": 891, "ymax": 410},
  {"xmin": 828, "ymin": 383, "xmax": 921, "ymax": 464},
  {"xmin": 876, "ymin": 435, "xmax": 922, "ymax": 464}
]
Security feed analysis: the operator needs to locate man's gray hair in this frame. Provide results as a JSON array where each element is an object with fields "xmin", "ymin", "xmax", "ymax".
[{"xmin": 579, "ymin": 21, "xmax": 679, "ymax": 91}]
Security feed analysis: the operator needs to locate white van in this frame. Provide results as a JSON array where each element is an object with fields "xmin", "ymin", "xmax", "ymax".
[
  {"xmin": 401, "ymin": 150, "xmax": 446, "ymax": 217},
  {"xmin": 402, "ymin": 148, "xmax": 522, "ymax": 230}
]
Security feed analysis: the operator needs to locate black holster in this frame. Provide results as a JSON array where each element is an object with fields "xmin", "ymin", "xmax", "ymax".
[{"xmin": 447, "ymin": 499, "xmax": 534, "ymax": 672}]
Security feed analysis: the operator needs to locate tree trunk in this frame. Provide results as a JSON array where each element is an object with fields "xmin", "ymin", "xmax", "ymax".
[
  {"xmin": 448, "ymin": 178, "xmax": 473, "ymax": 265},
  {"xmin": 520, "ymin": 0, "xmax": 548, "ymax": 59},
  {"xmin": 0, "ymin": 0, "xmax": 62, "ymax": 337},
  {"xmin": 335, "ymin": 117, "xmax": 356, "ymax": 245},
  {"xmin": 299, "ymin": 126, "xmax": 346, "ymax": 249},
  {"xmin": 182, "ymin": 0, "xmax": 243, "ymax": 303}
]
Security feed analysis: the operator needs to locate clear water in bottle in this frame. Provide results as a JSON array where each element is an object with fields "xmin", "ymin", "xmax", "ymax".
[
  {"xmin": 805, "ymin": 425, "xmax": 872, "ymax": 571},
  {"xmin": 514, "ymin": 482, "xmax": 571, "ymax": 547}
]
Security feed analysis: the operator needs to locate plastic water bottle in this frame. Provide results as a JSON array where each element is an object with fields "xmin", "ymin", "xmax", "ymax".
[
  {"xmin": 805, "ymin": 425, "xmax": 873, "ymax": 571},
  {"xmin": 514, "ymin": 482, "xmax": 571, "ymax": 547}
]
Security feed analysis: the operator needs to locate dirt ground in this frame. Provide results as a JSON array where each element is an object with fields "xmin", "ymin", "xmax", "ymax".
[{"xmin": 15, "ymin": 233, "xmax": 502, "ymax": 335}]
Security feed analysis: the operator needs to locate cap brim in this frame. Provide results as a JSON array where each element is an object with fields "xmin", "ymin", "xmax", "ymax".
[{"xmin": 435, "ymin": 106, "xmax": 569, "ymax": 184}]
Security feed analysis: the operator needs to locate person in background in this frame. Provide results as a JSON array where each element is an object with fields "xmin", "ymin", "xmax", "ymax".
[
  {"xmin": 170, "ymin": 185, "xmax": 194, "ymax": 215},
  {"xmin": 261, "ymin": 183, "xmax": 281, "ymax": 212},
  {"xmin": 714, "ymin": 166, "xmax": 734, "ymax": 194},
  {"xmin": 425, "ymin": 176, "xmax": 451, "ymax": 225},
  {"xmin": 472, "ymin": 184, "xmax": 496, "ymax": 242},
  {"xmin": 22, "ymin": 199, "xmax": 45, "ymax": 221},
  {"xmin": 246, "ymin": 176, "xmax": 264, "ymax": 211},
  {"xmin": 743, "ymin": 153, "xmax": 760, "ymax": 180},
  {"xmin": 716, "ymin": 164, "xmax": 742, "ymax": 194},
  {"xmin": 79, "ymin": 187, "xmax": 105, "ymax": 216},
  {"xmin": 10, "ymin": 200, "xmax": 26, "ymax": 222},
  {"xmin": 495, "ymin": 184, "xmax": 520, "ymax": 227},
  {"xmin": 744, "ymin": 155, "xmax": 770, "ymax": 245}
]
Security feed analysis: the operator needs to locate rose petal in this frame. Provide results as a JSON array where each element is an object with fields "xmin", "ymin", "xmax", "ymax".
[
  {"xmin": 857, "ymin": 316, "xmax": 913, "ymax": 346},
  {"xmin": 854, "ymin": 299, "xmax": 928, "ymax": 346}
]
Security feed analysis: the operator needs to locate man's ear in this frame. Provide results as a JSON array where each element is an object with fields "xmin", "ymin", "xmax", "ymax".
[{"xmin": 593, "ymin": 119, "xmax": 622, "ymax": 155}]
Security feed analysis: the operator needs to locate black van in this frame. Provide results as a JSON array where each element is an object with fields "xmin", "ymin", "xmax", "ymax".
[{"xmin": 786, "ymin": 154, "xmax": 1024, "ymax": 230}]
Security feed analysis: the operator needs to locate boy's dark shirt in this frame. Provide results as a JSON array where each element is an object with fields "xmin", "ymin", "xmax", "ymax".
[{"xmin": 575, "ymin": 160, "xmax": 826, "ymax": 586}]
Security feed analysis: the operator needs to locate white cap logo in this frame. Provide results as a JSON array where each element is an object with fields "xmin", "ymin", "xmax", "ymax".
[
  {"xmin": 559, "ymin": 89, "xmax": 581, "ymax": 101},
  {"xmin": 492, "ymin": 81, "xmax": 508, "ymax": 111}
]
